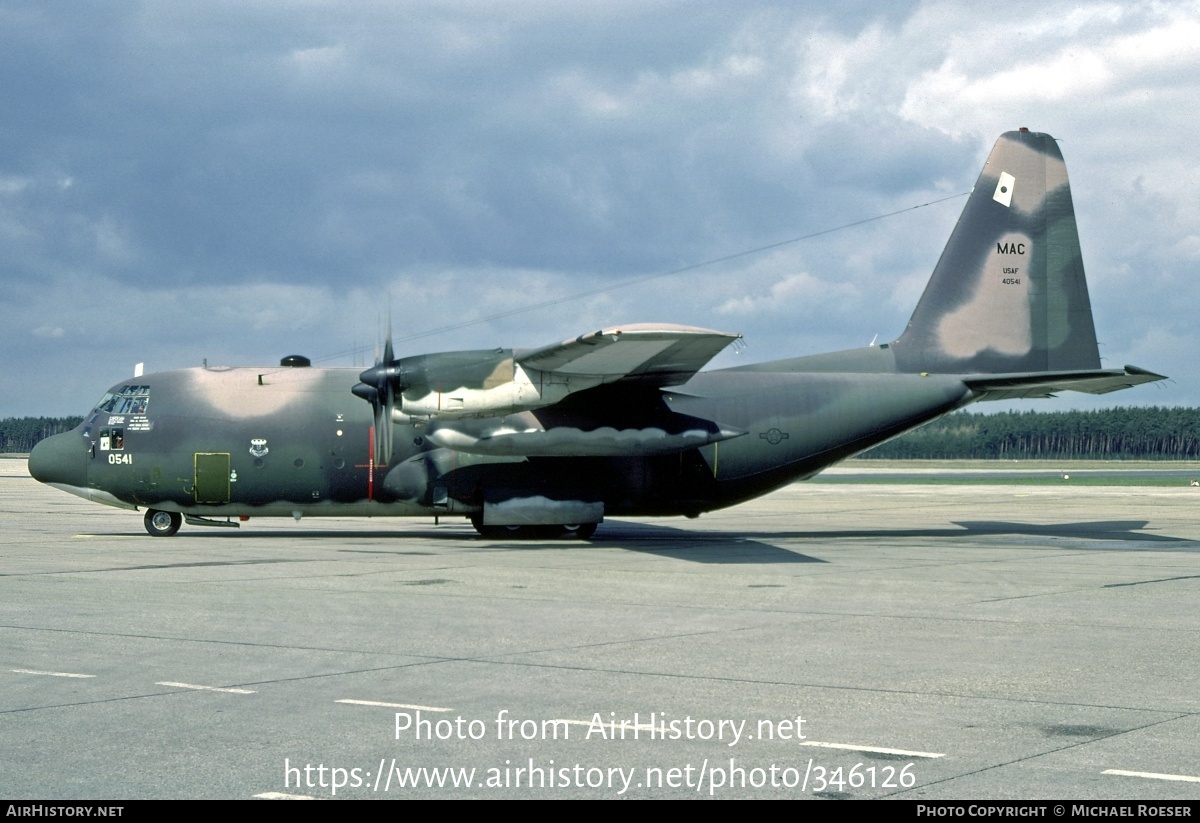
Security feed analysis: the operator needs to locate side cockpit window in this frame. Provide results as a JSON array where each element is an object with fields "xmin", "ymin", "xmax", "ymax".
[{"xmin": 98, "ymin": 428, "xmax": 124, "ymax": 451}]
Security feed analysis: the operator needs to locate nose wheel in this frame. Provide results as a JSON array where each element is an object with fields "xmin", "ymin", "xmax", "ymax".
[{"xmin": 144, "ymin": 509, "xmax": 182, "ymax": 537}]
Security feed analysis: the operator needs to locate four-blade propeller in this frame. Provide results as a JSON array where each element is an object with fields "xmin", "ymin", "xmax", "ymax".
[{"xmin": 352, "ymin": 334, "xmax": 402, "ymax": 467}]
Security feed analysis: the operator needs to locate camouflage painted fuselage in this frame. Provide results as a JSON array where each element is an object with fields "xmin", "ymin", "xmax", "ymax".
[{"xmin": 58, "ymin": 353, "xmax": 973, "ymax": 521}]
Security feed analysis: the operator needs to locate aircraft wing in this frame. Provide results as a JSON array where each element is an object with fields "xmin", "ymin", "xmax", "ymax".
[
  {"xmin": 516, "ymin": 323, "xmax": 741, "ymax": 386},
  {"xmin": 421, "ymin": 325, "xmax": 745, "ymax": 456},
  {"xmin": 964, "ymin": 365, "xmax": 1166, "ymax": 400}
]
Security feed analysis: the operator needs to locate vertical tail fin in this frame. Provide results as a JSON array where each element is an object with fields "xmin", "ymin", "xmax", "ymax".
[{"xmin": 892, "ymin": 129, "xmax": 1101, "ymax": 375}]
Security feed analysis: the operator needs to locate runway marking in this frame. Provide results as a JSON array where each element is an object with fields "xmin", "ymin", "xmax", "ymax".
[
  {"xmin": 12, "ymin": 668, "xmax": 96, "ymax": 678},
  {"xmin": 253, "ymin": 792, "xmax": 317, "ymax": 800},
  {"xmin": 802, "ymin": 740, "xmax": 945, "ymax": 759},
  {"xmin": 337, "ymin": 699, "xmax": 451, "ymax": 711},
  {"xmin": 1102, "ymin": 769, "xmax": 1200, "ymax": 783},
  {"xmin": 157, "ymin": 681, "xmax": 256, "ymax": 694}
]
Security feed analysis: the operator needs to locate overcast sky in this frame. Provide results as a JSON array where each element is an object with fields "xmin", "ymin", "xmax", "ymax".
[{"xmin": 2, "ymin": 1, "xmax": 1196, "ymax": 417}]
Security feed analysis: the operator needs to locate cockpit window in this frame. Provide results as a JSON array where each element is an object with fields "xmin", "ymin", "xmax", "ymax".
[{"xmin": 94, "ymin": 384, "xmax": 151, "ymax": 415}]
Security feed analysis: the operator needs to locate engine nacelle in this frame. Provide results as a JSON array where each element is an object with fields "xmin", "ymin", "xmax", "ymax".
[{"xmin": 396, "ymin": 361, "xmax": 599, "ymax": 421}]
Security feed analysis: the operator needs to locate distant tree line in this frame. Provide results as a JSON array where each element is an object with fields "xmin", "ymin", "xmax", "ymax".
[
  {"xmin": 5, "ymin": 408, "xmax": 1200, "ymax": 459},
  {"xmin": 862, "ymin": 407, "xmax": 1200, "ymax": 460},
  {"xmin": 1, "ymin": 417, "xmax": 84, "ymax": 453}
]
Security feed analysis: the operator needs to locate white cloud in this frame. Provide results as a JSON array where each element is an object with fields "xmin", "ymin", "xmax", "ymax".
[
  {"xmin": 899, "ymin": 4, "xmax": 1200, "ymax": 136},
  {"xmin": 716, "ymin": 271, "xmax": 860, "ymax": 317},
  {"xmin": 0, "ymin": 175, "xmax": 32, "ymax": 195},
  {"xmin": 288, "ymin": 43, "xmax": 346, "ymax": 69}
]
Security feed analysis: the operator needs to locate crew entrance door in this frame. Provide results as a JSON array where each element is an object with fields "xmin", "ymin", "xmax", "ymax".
[{"xmin": 194, "ymin": 453, "xmax": 231, "ymax": 504}]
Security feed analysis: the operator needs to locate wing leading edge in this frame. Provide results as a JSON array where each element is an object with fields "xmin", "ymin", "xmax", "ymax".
[{"xmin": 517, "ymin": 323, "xmax": 741, "ymax": 386}]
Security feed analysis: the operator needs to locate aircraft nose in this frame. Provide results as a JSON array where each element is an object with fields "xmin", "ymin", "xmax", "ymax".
[{"xmin": 28, "ymin": 432, "xmax": 88, "ymax": 488}]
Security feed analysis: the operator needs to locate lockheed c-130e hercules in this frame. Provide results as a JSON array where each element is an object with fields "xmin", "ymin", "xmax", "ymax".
[{"xmin": 29, "ymin": 130, "xmax": 1164, "ymax": 539}]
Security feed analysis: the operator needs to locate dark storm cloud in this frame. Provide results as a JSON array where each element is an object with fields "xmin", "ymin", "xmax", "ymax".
[
  {"xmin": 1, "ymin": 1, "xmax": 958, "ymax": 292},
  {"xmin": 1, "ymin": 1, "xmax": 1197, "ymax": 416}
]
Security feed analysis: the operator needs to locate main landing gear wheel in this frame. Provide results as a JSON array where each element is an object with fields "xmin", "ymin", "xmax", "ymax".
[
  {"xmin": 144, "ymin": 509, "xmax": 182, "ymax": 537},
  {"xmin": 470, "ymin": 518, "xmax": 530, "ymax": 539},
  {"xmin": 561, "ymin": 523, "xmax": 597, "ymax": 540},
  {"xmin": 470, "ymin": 516, "xmax": 596, "ymax": 540}
]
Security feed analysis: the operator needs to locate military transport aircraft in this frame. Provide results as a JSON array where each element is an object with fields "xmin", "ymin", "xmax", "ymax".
[{"xmin": 29, "ymin": 130, "xmax": 1164, "ymax": 538}]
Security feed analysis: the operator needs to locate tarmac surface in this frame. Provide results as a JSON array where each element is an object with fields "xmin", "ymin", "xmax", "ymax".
[{"xmin": 3, "ymin": 455, "xmax": 1199, "ymax": 800}]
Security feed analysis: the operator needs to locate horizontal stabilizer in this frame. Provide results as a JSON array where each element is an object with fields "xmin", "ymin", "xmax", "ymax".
[{"xmin": 964, "ymin": 365, "xmax": 1166, "ymax": 400}]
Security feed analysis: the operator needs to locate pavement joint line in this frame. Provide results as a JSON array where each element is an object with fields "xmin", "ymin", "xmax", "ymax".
[
  {"xmin": 156, "ymin": 681, "xmax": 257, "ymax": 694},
  {"xmin": 801, "ymin": 740, "xmax": 945, "ymax": 759},
  {"xmin": 12, "ymin": 668, "xmax": 96, "ymax": 678},
  {"xmin": 470, "ymin": 657, "xmax": 1200, "ymax": 716},
  {"xmin": 888, "ymin": 714, "xmax": 1192, "ymax": 797},
  {"xmin": 337, "ymin": 699, "xmax": 451, "ymax": 711},
  {"xmin": 1102, "ymin": 769, "xmax": 1200, "ymax": 783}
]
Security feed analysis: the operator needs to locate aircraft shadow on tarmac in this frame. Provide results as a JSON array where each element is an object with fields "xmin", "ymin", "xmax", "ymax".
[
  {"xmin": 589, "ymin": 522, "xmax": 827, "ymax": 565},
  {"xmin": 107, "ymin": 521, "xmax": 818, "ymax": 564},
  {"xmin": 951, "ymin": 519, "xmax": 1193, "ymax": 544},
  {"xmin": 134, "ymin": 521, "xmax": 825, "ymax": 564},
  {"xmin": 95, "ymin": 517, "xmax": 1194, "ymax": 569},
  {"xmin": 706, "ymin": 519, "xmax": 1195, "ymax": 547}
]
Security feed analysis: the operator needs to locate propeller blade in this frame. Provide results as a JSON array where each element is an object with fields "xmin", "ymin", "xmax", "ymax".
[
  {"xmin": 378, "ymin": 324, "xmax": 395, "ymax": 465},
  {"xmin": 356, "ymin": 323, "xmax": 399, "ymax": 467},
  {"xmin": 380, "ymin": 384, "xmax": 394, "ymax": 466}
]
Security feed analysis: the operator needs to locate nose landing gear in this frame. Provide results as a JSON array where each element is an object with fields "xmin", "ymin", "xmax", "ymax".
[{"xmin": 144, "ymin": 509, "xmax": 182, "ymax": 537}]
